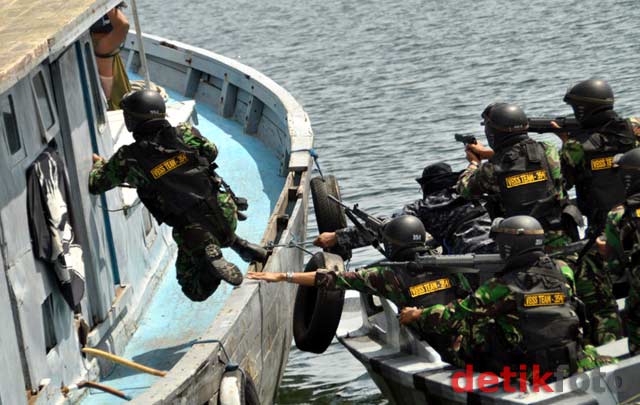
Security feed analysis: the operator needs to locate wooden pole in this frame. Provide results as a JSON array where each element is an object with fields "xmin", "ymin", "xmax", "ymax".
[
  {"xmin": 82, "ymin": 347, "xmax": 167, "ymax": 377},
  {"xmin": 129, "ymin": 0, "xmax": 151, "ymax": 89}
]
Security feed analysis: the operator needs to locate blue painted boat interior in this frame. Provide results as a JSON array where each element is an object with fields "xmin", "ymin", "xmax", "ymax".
[{"xmin": 82, "ymin": 75, "xmax": 285, "ymax": 404}]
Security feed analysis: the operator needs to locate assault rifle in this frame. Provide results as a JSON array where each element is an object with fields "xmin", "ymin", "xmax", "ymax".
[
  {"xmin": 328, "ymin": 195, "xmax": 387, "ymax": 256},
  {"xmin": 527, "ymin": 116, "xmax": 580, "ymax": 134},
  {"xmin": 454, "ymin": 133, "xmax": 477, "ymax": 145},
  {"xmin": 381, "ymin": 253, "xmax": 503, "ymax": 274},
  {"xmin": 378, "ymin": 239, "xmax": 591, "ymax": 274}
]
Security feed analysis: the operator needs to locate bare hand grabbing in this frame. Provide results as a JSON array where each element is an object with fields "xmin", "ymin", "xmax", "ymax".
[
  {"xmin": 399, "ymin": 306, "xmax": 422, "ymax": 325},
  {"xmin": 550, "ymin": 120, "xmax": 569, "ymax": 143},
  {"xmin": 466, "ymin": 141, "xmax": 494, "ymax": 160},
  {"xmin": 247, "ymin": 272, "xmax": 284, "ymax": 283},
  {"xmin": 314, "ymin": 232, "xmax": 337, "ymax": 248}
]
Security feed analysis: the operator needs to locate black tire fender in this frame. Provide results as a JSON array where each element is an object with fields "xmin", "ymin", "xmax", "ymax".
[
  {"xmin": 293, "ymin": 252, "xmax": 346, "ymax": 354},
  {"xmin": 310, "ymin": 175, "xmax": 351, "ymax": 260}
]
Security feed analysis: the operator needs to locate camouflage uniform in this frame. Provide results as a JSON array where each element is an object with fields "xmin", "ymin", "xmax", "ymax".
[
  {"xmin": 558, "ymin": 117, "xmax": 640, "ymax": 344},
  {"xmin": 89, "ymin": 122, "xmax": 238, "ymax": 301},
  {"xmin": 316, "ymin": 265, "xmax": 471, "ymax": 351},
  {"xmin": 571, "ymin": 249, "xmax": 623, "ymax": 345},
  {"xmin": 560, "ymin": 117, "xmax": 640, "ymax": 231},
  {"xmin": 335, "ymin": 188, "xmax": 495, "ymax": 255},
  {"xmin": 457, "ymin": 140, "xmax": 570, "ymax": 249},
  {"xmin": 413, "ymin": 258, "xmax": 613, "ymax": 375},
  {"xmin": 604, "ymin": 202, "xmax": 640, "ymax": 354}
]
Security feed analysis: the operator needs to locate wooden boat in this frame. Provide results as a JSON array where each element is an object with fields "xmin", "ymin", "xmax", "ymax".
[{"xmin": 0, "ymin": 0, "xmax": 313, "ymax": 403}]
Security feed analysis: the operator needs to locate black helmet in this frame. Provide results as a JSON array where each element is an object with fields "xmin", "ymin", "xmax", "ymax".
[
  {"xmin": 563, "ymin": 79, "xmax": 614, "ymax": 123},
  {"xmin": 120, "ymin": 90, "xmax": 167, "ymax": 132},
  {"xmin": 481, "ymin": 103, "xmax": 529, "ymax": 149},
  {"xmin": 490, "ymin": 215, "xmax": 545, "ymax": 259},
  {"xmin": 614, "ymin": 148, "xmax": 640, "ymax": 195},
  {"xmin": 381, "ymin": 215, "xmax": 427, "ymax": 260}
]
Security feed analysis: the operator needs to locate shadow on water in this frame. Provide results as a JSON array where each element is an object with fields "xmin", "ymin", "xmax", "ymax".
[{"xmin": 137, "ymin": 0, "xmax": 640, "ymax": 402}]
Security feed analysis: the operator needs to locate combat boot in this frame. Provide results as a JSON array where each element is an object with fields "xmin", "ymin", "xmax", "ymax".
[
  {"xmin": 205, "ymin": 244, "xmax": 243, "ymax": 286},
  {"xmin": 231, "ymin": 237, "xmax": 268, "ymax": 263}
]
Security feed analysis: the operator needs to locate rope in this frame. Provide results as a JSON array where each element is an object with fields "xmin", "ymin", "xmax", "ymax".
[
  {"xmin": 97, "ymin": 199, "xmax": 143, "ymax": 213},
  {"xmin": 291, "ymin": 148, "xmax": 323, "ymax": 179},
  {"xmin": 193, "ymin": 339, "xmax": 238, "ymax": 371},
  {"xmin": 264, "ymin": 234, "xmax": 315, "ymax": 255}
]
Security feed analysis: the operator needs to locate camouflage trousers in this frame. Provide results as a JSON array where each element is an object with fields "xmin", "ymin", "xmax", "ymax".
[
  {"xmin": 172, "ymin": 193, "xmax": 238, "ymax": 301},
  {"xmin": 628, "ymin": 265, "xmax": 640, "ymax": 354},
  {"xmin": 573, "ymin": 251, "xmax": 623, "ymax": 345}
]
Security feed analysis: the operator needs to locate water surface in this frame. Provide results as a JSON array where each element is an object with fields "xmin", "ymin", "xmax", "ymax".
[{"xmin": 137, "ymin": 1, "xmax": 640, "ymax": 402}]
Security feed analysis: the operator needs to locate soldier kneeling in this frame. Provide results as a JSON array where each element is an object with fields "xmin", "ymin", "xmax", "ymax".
[{"xmin": 400, "ymin": 215, "xmax": 614, "ymax": 377}]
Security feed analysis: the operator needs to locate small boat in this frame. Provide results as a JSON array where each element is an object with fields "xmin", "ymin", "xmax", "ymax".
[
  {"xmin": 0, "ymin": 1, "xmax": 313, "ymax": 403},
  {"xmin": 299, "ymin": 176, "xmax": 640, "ymax": 404},
  {"xmin": 335, "ymin": 258, "xmax": 639, "ymax": 404}
]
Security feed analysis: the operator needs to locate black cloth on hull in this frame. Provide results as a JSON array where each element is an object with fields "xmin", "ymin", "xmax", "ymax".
[{"xmin": 27, "ymin": 147, "xmax": 85, "ymax": 309}]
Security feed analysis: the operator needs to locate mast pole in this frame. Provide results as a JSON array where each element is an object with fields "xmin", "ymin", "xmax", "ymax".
[{"xmin": 129, "ymin": 0, "xmax": 151, "ymax": 89}]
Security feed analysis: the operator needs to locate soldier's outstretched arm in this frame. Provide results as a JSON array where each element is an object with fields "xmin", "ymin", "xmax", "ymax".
[
  {"xmin": 249, "ymin": 266, "xmax": 398, "ymax": 299},
  {"xmin": 88, "ymin": 147, "xmax": 132, "ymax": 194}
]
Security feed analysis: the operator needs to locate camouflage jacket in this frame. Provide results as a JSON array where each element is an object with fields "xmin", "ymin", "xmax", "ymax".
[
  {"xmin": 415, "ymin": 257, "xmax": 611, "ymax": 372},
  {"xmin": 315, "ymin": 266, "xmax": 471, "ymax": 308},
  {"xmin": 457, "ymin": 140, "xmax": 565, "ymax": 201},
  {"xmin": 89, "ymin": 122, "xmax": 217, "ymax": 193},
  {"xmin": 604, "ymin": 195, "xmax": 640, "ymax": 274},
  {"xmin": 456, "ymin": 140, "xmax": 569, "ymax": 247},
  {"xmin": 561, "ymin": 117, "xmax": 640, "ymax": 190},
  {"xmin": 335, "ymin": 188, "xmax": 495, "ymax": 254}
]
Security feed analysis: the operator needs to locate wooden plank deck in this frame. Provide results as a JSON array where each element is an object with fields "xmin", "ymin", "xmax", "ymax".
[{"xmin": 0, "ymin": 0, "xmax": 121, "ymax": 95}]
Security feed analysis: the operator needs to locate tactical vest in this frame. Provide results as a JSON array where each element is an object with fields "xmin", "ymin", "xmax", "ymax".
[
  {"xmin": 129, "ymin": 125, "xmax": 215, "ymax": 227},
  {"xmin": 573, "ymin": 119, "xmax": 636, "ymax": 229},
  {"xmin": 491, "ymin": 139, "xmax": 561, "ymax": 229},
  {"xmin": 395, "ymin": 266, "xmax": 460, "ymax": 350},
  {"xmin": 479, "ymin": 256, "xmax": 580, "ymax": 374}
]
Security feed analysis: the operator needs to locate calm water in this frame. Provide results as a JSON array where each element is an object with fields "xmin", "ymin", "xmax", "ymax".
[{"xmin": 138, "ymin": 0, "xmax": 639, "ymax": 402}]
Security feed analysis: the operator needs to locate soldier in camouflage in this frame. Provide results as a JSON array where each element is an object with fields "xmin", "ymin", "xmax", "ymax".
[
  {"xmin": 314, "ymin": 162, "xmax": 496, "ymax": 255},
  {"xmin": 399, "ymin": 216, "xmax": 614, "ymax": 377},
  {"xmin": 553, "ymin": 80, "xmax": 638, "ymax": 345},
  {"xmin": 600, "ymin": 148, "xmax": 640, "ymax": 354},
  {"xmin": 456, "ymin": 103, "xmax": 578, "ymax": 250},
  {"xmin": 250, "ymin": 215, "xmax": 472, "ymax": 353},
  {"xmin": 89, "ymin": 90, "xmax": 266, "ymax": 301}
]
